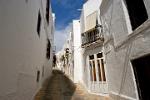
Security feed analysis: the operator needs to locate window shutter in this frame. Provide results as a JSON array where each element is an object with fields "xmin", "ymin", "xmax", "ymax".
[{"xmin": 86, "ymin": 11, "xmax": 97, "ymax": 31}]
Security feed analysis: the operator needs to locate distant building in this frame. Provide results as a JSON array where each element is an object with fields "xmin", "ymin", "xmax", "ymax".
[
  {"xmin": 56, "ymin": 51, "xmax": 64, "ymax": 70},
  {"xmin": 0, "ymin": 0, "xmax": 55, "ymax": 99},
  {"xmin": 56, "ymin": 31, "xmax": 74, "ymax": 79},
  {"xmin": 100, "ymin": 0, "xmax": 150, "ymax": 99},
  {"xmin": 56, "ymin": 20, "xmax": 82, "ymax": 82},
  {"xmin": 72, "ymin": 20, "xmax": 83, "ymax": 83}
]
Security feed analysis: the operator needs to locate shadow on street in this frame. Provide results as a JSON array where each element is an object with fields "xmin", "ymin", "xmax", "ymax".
[{"xmin": 34, "ymin": 69, "xmax": 76, "ymax": 100}]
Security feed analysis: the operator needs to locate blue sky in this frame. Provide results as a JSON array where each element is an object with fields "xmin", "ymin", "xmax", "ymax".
[{"xmin": 51, "ymin": 0, "xmax": 85, "ymax": 52}]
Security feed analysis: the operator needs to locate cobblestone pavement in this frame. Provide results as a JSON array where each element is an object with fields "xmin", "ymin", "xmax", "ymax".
[{"xmin": 34, "ymin": 70, "xmax": 109, "ymax": 100}]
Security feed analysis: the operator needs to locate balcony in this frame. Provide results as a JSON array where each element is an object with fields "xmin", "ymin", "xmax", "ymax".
[{"xmin": 81, "ymin": 25, "xmax": 104, "ymax": 48}]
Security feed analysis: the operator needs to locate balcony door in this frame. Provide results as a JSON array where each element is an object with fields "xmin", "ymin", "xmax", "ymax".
[
  {"xmin": 88, "ymin": 53, "xmax": 107, "ymax": 93},
  {"xmin": 89, "ymin": 55, "xmax": 96, "ymax": 82},
  {"xmin": 97, "ymin": 53, "xmax": 106, "ymax": 82}
]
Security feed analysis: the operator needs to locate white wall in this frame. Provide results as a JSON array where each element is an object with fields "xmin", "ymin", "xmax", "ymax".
[
  {"xmin": 82, "ymin": 0, "xmax": 102, "ymax": 32},
  {"xmin": 0, "ymin": 0, "xmax": 54, "ymax": 99},
  {"xmin": 73, "ymin": 20, "xmax": 83, "ymax": 83},
  {"xmin": 100, "ymin": 0, "xmax": 150, "ymax": 99},
  {"xmin": 79, "ymin": 0, "xmax": 106, "ymax": 93},
  {"xmin": 100, "ymin": 0, "xmax": 137, "ymax": 99}
]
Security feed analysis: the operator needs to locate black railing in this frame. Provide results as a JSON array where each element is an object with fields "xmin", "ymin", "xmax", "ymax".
[{"xmin": 81, "ymin": 26, "xmax": 104, "ymax": 47}]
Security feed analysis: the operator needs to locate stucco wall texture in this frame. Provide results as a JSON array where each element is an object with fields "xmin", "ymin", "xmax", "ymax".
[
  {"xmin": 79, "ymin": 0, "xmax": 110, "ymax": 94},
  {"xmin": 101, "ymin": 0, "xmax": 150, "ymax": 99},
  {"xmin": 0, "ymin": 0, "xmax": 54, "ymax": 100},
  {"xmin": 73, "ymin": 20, "xmax": 83, "ymax": 83}
]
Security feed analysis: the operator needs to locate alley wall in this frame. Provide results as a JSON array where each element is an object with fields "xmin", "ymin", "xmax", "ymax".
[
  {"xmin": 0, "ymin": 0, "xmax": 54, "ymax": 99},
  {"xmin": 100, "ymin": 0, "xmax": 150, "ymax": 99}
]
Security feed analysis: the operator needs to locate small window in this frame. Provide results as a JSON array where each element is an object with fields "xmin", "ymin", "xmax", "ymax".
[
  {"xmin": 37, "ymin": 11, "xmax": 41, "ymax": 37},
  {"xmin": 46, "ymin": 39, "xmax": 51, "ymax": 59},
  {"xmin": 97, "ymin": 53, "xmax": 103, "ymax": 58},
  {"xmin": 89, "ymin": 55, "xmax": 94, "ymax": 60},
  {"xmin": 124, "ymin": 0, "xmax": 148, "ymax": 30},
  {"xmin": 46, "ymin": 0, "xmax": 50, "ymax": 23},
  {"xmin": 97, "ymin": 60, "xmax": 102, "ymax": 81},
  {"xmin": 101, "ymin": 59, "xmax": 106, "ymax": 81},
  {"xmin": 92, "ymin": 60, "xmax": 97, "ymax": 81},
  {"xmin": 36, "ymin": 70, "xmax": 40, "ymax": 82}
]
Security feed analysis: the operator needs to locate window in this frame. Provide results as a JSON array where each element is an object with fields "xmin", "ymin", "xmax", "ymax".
[
  {"xmin": 37, "ymin": 11, "xmax": 41, "ymax": 37},
  {"xmin": 92, "ymin": 60, "xmax": 97, "ymax": 81},
  {"xmin": 97, "ymin": 53, "xmax": 103, "ymax": 58},
  {"xmin": 101, "ymin": 59, "xmax": 106, "ymax": 81},
  {"xmin": 89, "ymin": 55, "xmax": 94, "ymax": 60},
  {"xmin": 89, "ymin": 55, "xmax": 97, "ymax": 81},
  {"xmin": 97, "ymin": 53, "xmax": 106, "ymax": 82},
  {"xmin": 46, "ymin": 39, "xmax": 51, "ymax": 59},
  {"xmin": 89, "ymin": 53, "xmax": 106, "ymax": 82},
  {"xmin": 46, "ymin": 0, "xmax": 50, "ymax": 23},
  {"xmin": 36, "ymin": 70, "xmax": 40, "ymax": 82},
  {"xmin": 89, "ymin": 61, "xmax": 93, "ymax": 81},
  {"xmin": 124, "ymin": 0, "xmax": 148, "ymax": 30}
]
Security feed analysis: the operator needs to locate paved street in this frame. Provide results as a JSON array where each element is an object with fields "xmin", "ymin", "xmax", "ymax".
[{"xmin": 34, "ymin": 70, "xmax": 109, "ymax": 100}]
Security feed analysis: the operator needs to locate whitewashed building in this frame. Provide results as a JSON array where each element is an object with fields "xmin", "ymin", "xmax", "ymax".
[
  {"xmin": 67, "ymin": 32, "xmax": 74, "ymax": 80},
  {"xmin": 100, "ymin": 0, "xmax": 150, "ymax": 99},
  {"xmin": 55, "ymin": 51, "xmax": 64, "ymax": 70},
  {"xmin": 56, "ymin": 20, "xmax": 83, "ymax": 82},
  {"xmin": 80, "ymin": 0, "xmax": 108, "ymax": 94},
  {"xmin": 63, "ymin": 32, "xmax": 74, "ymax": 79},
  {"xmin": 72, "ymin": 20, "xmax": 83, "ymax": 83},
  {"xmin": 0, "ymin": 0, "xmax": 55, "ymax": 99},
  {"xmin": 56, "ymin": 31, "xmax": 74, "ymax": 79}
]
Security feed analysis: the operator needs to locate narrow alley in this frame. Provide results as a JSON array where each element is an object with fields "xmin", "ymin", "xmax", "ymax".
[
  {"xmin": 0, "ymin": 0, "xmax": 150, "ymax": 100},
  {"xmin": 35, "ymin": 70, "xmax": 109, "ymax": 100}
]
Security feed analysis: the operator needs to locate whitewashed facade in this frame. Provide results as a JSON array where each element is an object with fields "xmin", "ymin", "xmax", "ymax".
[
  {"xmin": 100, "ymin": 0, "xmax": 150, "ymax": 99},
  {"xmin": 72, "ymin": 20, "xmax": 83, "ymax": 83},
  {"xmin": 80, "ymin": 0, "xmax": 108, "ymax": 94},
  {"xmin": 0, "ymin": 0, "xmax": 54, "ymax": 99},
  {"xmin": 55, "ymin": 51, "xmax": 64, "ymax": 70},
  {"xmin": 57, "ymin": 31, "xmax": 74, "ymax": 79}
]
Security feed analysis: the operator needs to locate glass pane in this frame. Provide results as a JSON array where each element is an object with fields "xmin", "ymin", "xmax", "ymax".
[
  {"xmin": 97, "ymin": 60, "xmax": 102, "ymax": 81},
  {"xmin": 89, "ymin": 55, "xmax": 94, "ymax": 60},
  {"xmin": 93, "ymin": 60, "xmax": 97, "ymax": 81},
  {"xmin": 97, "ymin": 53, "xmax": 103, "ymax": 58},
  {"xmin": 101, "ymin": 59, "xmax": 106, "ymax": 81},
  {"xmin": 89, "ymin": 61, "xmax": 93, "ymax": 81}
]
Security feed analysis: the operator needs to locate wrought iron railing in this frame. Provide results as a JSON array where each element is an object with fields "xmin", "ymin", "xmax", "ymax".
[{"xmin": 81, "ymin": 25, "xmax": 104, "ymax": 47}]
